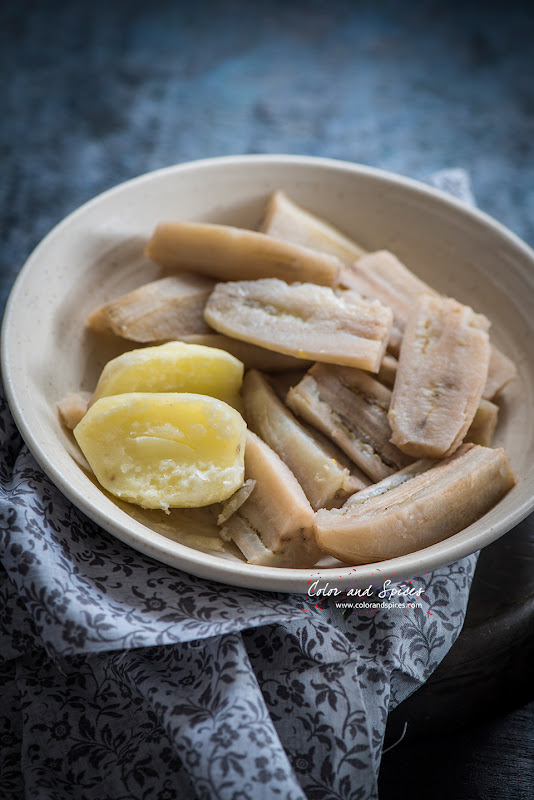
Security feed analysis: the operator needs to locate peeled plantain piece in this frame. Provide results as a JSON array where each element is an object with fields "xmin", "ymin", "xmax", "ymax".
[
  {"xmin": 388, "ymin": 293, "xmax": 490, "ymax": 458},
  {"xmin": 338, "ymin": 251, "xmax": 428, "ymax": 355},
  {"xmin": 286, "ymin": 363, "xmax": 413, "ymax": 482},
  {"xmin": 219, "ymin": 431, "xmax": 321, "ymax": 568},
  {"xmin": 87, "ymin": 274, "xmax": 214, "ymax": 342},
  {"xmin": 314, "ymin": 443, "xmax": 516, "ymax": 565},
  {"xmin": 376, "ymin": 354, "xmax": 398, "ymax": 388},
  {"xmin": 465, "ymin": 398, "xmax": 499, "ymax": 446},
  {"xmin": 484, "ymin": 346, "xmax": 517, "ymax": 400},
  {"xmin": 146, "ymin": 221, "xmax": 341, "ymax": 286},
  {"xmin": 178, "ymin": 333, "xmax": 313, "ymax": 372},
  {"xmin": 341, "ymin": 249, "xmax": 516, "ymax": 397},
  {"xmin": 204, "ymin": 279, "xmax": 393, "ymax": 373},
  {"xmin": 260, "ymin": 190, "xmax": 366, "ymax": 264},
  {"xmin": 217, "ymin": 480, "xmax": 257, "ymax": 525},
  {"xmin": 74, "ymin": 392, "xmax": 247, "ymax": 510},
  {"xmin": 375, "ymin": 355, "xmax": 498, "ymax": 448},
  {"xmin": 57, "ymin": 392, "xmax": 92, "ymax": 429},
  {"xmin": 267, "ymin": 368, "xmax": 315, "ymax": 402},
  {"xmin": 242, "ymin": 370, "xmax": 369, "ymax": 510},
  {"xmin": 91, "ymin": 341, "xmax": 243, "ymax": 409}
]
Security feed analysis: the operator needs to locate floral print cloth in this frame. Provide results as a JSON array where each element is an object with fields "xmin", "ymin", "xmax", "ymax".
[{"xmin": 0, "ymin": 171, "xmax": 478, "ymax": 800}]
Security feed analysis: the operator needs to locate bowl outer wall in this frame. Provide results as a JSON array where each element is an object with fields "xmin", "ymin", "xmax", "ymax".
[{"xmin": 2, "ymin": 154, "xmax": 534, "ymax": 592}]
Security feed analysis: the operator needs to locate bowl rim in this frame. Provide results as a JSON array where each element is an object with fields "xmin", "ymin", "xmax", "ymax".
[{"xmin": 2, "ymin": 153, "xmax": 534, "ymax": 592}]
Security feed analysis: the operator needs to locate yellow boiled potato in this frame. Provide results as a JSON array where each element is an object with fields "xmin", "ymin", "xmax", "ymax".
[
  {"xmin": 74, "ymin": 392, "xmax": 246, "ymax": 509},
  {"xmin": 91, "ymin": 341, "xmax": 244, "ymax": 408}
]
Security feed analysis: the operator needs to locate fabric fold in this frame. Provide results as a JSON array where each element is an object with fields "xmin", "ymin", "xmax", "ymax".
[
  {"xmin": 0, "ymin": 386, "xmax": 478, "ymax": 800},
  {"xmin": 0, "ymin": 169, "xmax": 482, "ymax": 800}
]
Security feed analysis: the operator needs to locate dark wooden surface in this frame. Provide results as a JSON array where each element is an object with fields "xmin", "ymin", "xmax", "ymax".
[
  {"xmin": 2, "ymin": 2, "xmax": 534, "ymax": 797},
  {"xmin": 380, "ymin": 700, "xmax": 534, "ymax": 800},
  {"xmin": 386, "ymin": 515, "xmax": 534, "ymax": 740},
  {"xmin": 380, "ymin": 518, "xmax": 534, "ymax": 799}
]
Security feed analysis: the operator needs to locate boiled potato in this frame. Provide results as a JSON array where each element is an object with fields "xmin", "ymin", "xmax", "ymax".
[
  {"xmin": 74, "ymin": 392, "xmax": 246, "ymax": 509},
  {"xmin": 91, "ymin": 341, "xmax": 243, "ymax": 408}
]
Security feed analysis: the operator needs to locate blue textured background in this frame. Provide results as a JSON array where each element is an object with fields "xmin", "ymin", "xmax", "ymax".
[{"xmin": 1, "ymin": 0, "xmax": 533, "ymax": 315}]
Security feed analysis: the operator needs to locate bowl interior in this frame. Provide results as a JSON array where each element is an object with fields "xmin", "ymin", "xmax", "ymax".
[{"xmin": 3, "ymin": 155, "xmax": 534, "ymax": 592}]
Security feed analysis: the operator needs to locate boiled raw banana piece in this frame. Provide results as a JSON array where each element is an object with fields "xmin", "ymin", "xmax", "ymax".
[
  {"xmin": 178, "ymin": 333, "xmax": 313, "ymax": 372},
  {"xmin": 146, "ymin": 221, "xmax": 341, "ymax": 286},
  {"xmin": 388, "ymin": 293, "xmax": 490, "ymax": 458},
  {"xmin": 260, "ymin": 190, "xmax": 366, "ymax": 264},
  {"xmin": 219, "ymin": 431, "xmax": 321, "ymax": 568},
  {"xmin": 464, "ymin": 398, "xmax": 499, "ymax": 447},
  {"xmin": 203, "ymin": 278, "xmax": 393, "ymax": 372},
  {"xmin": 266, "ymin": 369, "xmax": 311, "ymax": 400},
  {"xmin": 314, "ymin": 443, "xmax": 516, "ymax": 564},
  {"xmin": 57, "ymin": 392, "xmax": 92, "ymax": 429},
  {"xmin": 242, "ymin": 369, "xmax": 369, "ymax": 511},
  {"xmin": 376, "ymin": 354, "xmax": 398, "ymax": 388},
  {"xmin": 338, "ymin": 250, "xmax": 428, "ymax": 355},
  {"xmin": 341, "ymin": 249, "xmax": 516, "ymax": 398},
  {"xmin": 286, "ymin": 363, "xmax": 413, "ymax": 482},
  {"xmin": 484, "ymin": 346, "xmax": 517, "ymax": 400},
  {"xmin": 375, "ymin": 353, "xmax": 498, "ymax": 449},
  {"xmin": 217, "ymin": 479, "xmax": 257, "ymax": 525},
  {"xmin": 87, "ymin": 274, "xmax": 214, "ymax": 341}
]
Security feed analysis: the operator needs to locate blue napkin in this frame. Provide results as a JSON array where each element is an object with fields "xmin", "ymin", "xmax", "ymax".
[{"xmin": 0, "ymin": 170, "xmax": 478, "ymax": 800}]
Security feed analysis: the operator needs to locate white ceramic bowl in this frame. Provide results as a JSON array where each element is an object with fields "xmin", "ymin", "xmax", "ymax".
[{"xmin": 2, "ymin": 155, "xmax": 534, "ymax": 592}]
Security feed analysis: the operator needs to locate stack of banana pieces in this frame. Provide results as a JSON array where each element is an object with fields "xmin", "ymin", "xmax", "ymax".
[{"xmin": 60, "ymin": 191, "xmax": 517, "ymax": 568}]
